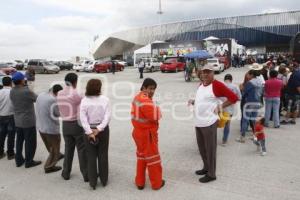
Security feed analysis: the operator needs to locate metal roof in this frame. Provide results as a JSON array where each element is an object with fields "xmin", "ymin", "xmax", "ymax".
[{"xmin": 93, "ymin": 10, "xmax": 300, "ymax": 59}]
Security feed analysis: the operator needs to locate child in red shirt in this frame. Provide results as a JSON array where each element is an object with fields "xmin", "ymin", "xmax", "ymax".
[{"xmin": 253, "ymin": 118, "xmax": 267, "ymax": 156}]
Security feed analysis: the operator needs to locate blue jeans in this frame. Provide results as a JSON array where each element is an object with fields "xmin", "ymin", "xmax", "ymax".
[
  {"xmin": 241, "ymin": 104, "xmax": 260, "ymax": 137},
  {"xmin": 264, "ymin": 97, "xmax": 280, "ymax": 127},
  {"xmin": 0, "ymin": 115, "xmax": 16, "ymax": 156},
  {"xmin": 254, "ymin": 139, "xmax": 266, "ymax": 152},
  {"xmin": 223, "ymin": 120, "xmax": 231, "ymax": 142},
  {"xmin": 15, "ymin": 127, "xmax": 37, "ymax": 166}
]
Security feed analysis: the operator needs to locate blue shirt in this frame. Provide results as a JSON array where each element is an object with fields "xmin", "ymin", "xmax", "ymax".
[{"xmin": 287, "ymin": 69, "xmax": 300, "ymax": 95}]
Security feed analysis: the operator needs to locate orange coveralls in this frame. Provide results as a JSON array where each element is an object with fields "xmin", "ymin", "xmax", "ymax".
[{"xmin": 131, "ymin": 91, "xmax": 163, "ymax": 189}]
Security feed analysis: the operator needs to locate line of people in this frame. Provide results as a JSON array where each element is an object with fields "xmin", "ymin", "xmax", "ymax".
[{"xmin": 0, "ymin": 61, "xmax": 299, "ymax": 190}]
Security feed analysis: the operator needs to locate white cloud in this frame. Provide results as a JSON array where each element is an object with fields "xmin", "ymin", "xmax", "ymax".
[
  {"xmin": 41, "ymin": 16, "xmax": 105, "ymax": 32},
  {"xmin": 1, "ymin": 0, "xmax": 300, "ymax": 60},
  {"xmin": 0, "ymin": 22, "xmax": 41, "ymax": 47}
]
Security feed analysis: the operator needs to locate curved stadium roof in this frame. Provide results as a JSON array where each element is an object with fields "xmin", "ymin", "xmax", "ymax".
[{"xmin": 93, "ymin": 10, "xmax": 300, "ymax": 59}]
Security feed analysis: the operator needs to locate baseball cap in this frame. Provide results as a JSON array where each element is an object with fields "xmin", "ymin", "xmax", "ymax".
[
  {"xmin": 201, "ymin": 63, "xmax": 214, "ymax": 71},
  {"xmin": 12, "ymin": 72, "xmax": 25, "ymax": 82}
]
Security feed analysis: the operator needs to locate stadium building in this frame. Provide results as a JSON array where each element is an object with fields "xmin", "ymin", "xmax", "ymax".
[{"xmin": 92, "ymin": 10, "xmax": 300, "ymax": 61}]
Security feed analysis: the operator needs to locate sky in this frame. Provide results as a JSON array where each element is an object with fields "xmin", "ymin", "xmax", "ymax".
[{"xmin": 0, "ymin": 0, "xmax": 299, "ymax": 61}]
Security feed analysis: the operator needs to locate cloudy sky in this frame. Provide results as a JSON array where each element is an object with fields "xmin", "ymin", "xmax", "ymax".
[{"xmin": 0, "ymin": 0, "xmax": 299, "ymax": 61}]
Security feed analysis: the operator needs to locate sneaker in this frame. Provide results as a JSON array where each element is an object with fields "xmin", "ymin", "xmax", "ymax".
[
  {"xmin": 236, "ymin": 136, "xmax": 245, "ymax": 143},
  {"xmin": 45, "ymin": 166, "xmax": 62, "ymax": 174},
  {"xmin": 195, "ymin": 169, "xmax": 208, "ymax": 176},
  {"xmin": 274, "ymin": 125, "xmax": 280, "ymax": 128},
  {"xmin": 290, "ymin": 120, "xmax": 296, "ymax": 125},
  {"xmin": 0, "ymin": 153, "xmax": 6, "ymax": 159},
  {"xmin": 280, "ymin": 120, "xmax": 289, "ymax": 125},
  {"xmin": 25, "ymin": 160, "xmax": 42, "ymax": 168},
  {"xmin": 261, "ymin": 152, "xmax": 267, "ymax": 156},
  {"xmin": 199, "ymin": 175, "xmax": 216, "ymax": 183}
]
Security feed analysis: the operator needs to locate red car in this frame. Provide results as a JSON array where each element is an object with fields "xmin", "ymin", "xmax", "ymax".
[
  {"xmin": 160, "ymin": 57, "xmax": 186, "ymax": 72},
  {"xmin": 94, "ymin": 61, "xmax": 124, "ymax": 73}
]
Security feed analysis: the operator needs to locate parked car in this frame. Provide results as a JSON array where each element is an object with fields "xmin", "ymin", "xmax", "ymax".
[
  {"xmin": 0, "ymin": 63, "xmax": 16, "ymax": 88},
  {"xmin": 207, "ymin": 58, "xmax": 225, "ymax": 73},
  {"xmin": 94, "ymin": 61, "xmax": 124, "ymax": 73},
  {"xmin": 114, "ymin": 60, "xmax": 128, "ymax": 67},
  {"xmin": 3, "ymin": 60, "xmax": 24, "ymax": 70},
  {"xmin": 55, "ymin": 61, "xmax": 73, "ymax": 70},
  {"xmin": 84, "ymin": 61, "xmax": 100, "ymax": 72},
  {"xmin": 142, "ymin": 58, "xmax": 161, "ymax": 72},
  {"xmin": 160, "ymin": 56, "xmax": 186, "ymax": 73},
  {"xmin": 73, "ymin": 60, "xmax": 91, "ymax": 72},
  {"xmin": 27, "ymin": 59, "xmax": 60, "ymax": 74}
]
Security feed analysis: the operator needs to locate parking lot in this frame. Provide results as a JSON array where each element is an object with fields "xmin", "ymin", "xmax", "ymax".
[{"xmin": 0, "ymin": 67, "xmax": 300, "ymax": 200}]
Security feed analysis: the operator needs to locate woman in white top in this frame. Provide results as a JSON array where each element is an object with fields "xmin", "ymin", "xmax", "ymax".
[{"xmin": 80, "ymin": 79, "xmax": 111, "ymax": 190}]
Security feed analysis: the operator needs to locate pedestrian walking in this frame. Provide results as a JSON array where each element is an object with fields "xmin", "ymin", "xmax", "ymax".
[
  {"xmin": 138, "ymin": 59, "xmax": 145, "ymax": 79},
  {"xmin": 36, "ymin": 84, "xmax": 64, "ymax": 173},
  {"xmin": 57, "ymin": 73, "xmax": 88, "ymax": 181},
  {"xmin": 0, "ymin": 76, "xmax": 16, "ymax": 160},
  {"xmin": 80, "ymin": 79, "xmax": 111, "ymax": 190},
  {"xmin": 111, "ymin": 61, "xmax": 116, "ymax": 75},
  {"xmin": 9, "ymin": 72, "xmax": 41, "ymax": 168},
  {"xmin": 131, "ymin": 78, "xmax": 165, "ymax": 190},
  {"xmin": 253, "ymin": 117, "xmax": 267, "ymax": 156},
  {"xmin": 221, "ymin": 74, "xmax": 241, "ymax": 146},
  {"xmin": 189, "ymin": 64, "xmax": 238, "ymax": 183}
]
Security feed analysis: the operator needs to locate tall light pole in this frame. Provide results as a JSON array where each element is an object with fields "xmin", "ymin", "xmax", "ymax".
[
  {"xmin": 157, "ymin": 0, "xmax": 163, "ymax": 15},
  {"xmin": 157, "ymin": 0, "xmax": 163, "ymax": 40}
]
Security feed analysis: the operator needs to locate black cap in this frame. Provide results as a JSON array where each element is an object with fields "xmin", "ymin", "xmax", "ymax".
[{"xmin": 224, "ymin": 74, "xmax": 233, "ymax": 81}]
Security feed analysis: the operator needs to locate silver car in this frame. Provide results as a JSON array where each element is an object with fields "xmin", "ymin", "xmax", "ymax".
[
  {"xmin": 27, "ymin": 59, "xmax": 60, "ymax": 74},
  {"xmin": 142, "ymin": 58, "xmax": 161, "ymax": 72}
]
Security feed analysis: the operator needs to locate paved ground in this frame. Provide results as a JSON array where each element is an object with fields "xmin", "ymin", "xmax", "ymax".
[{"xmin": 0, "ymin": 67, "xmax": 299, "ymax": 200}]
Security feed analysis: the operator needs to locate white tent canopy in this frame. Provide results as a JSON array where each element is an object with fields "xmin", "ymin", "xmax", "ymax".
[
  {"xmin": 203, "ymin": 36, "xmax": 219, "ymax": 40},
  {"xmin": 133, "ymin": 44, "xmax": 152, "ymax": 66}
]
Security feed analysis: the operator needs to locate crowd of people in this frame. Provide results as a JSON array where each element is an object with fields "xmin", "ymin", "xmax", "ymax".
[{"xmin": 0, "ymin": 58, "xmax": 299, "ymax": 190}]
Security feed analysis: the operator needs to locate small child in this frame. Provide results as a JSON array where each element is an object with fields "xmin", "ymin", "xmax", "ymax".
[{"xmin": 253, "ymin": 117, "xmax": 267, "ymax": 156}]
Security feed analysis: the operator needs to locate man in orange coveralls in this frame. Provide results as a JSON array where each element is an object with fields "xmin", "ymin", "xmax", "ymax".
[{"xmin": 131, "ymin": 78, "xmax": 165, "ymax": 190}]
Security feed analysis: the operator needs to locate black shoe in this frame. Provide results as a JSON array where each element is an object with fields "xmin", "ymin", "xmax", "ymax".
[
  {"xmin": 101, "ymin": 181, "xmax": 107, "ymax": 187},
  {"xmin": 290, "ymin": 120, "xmax": 296, "ymax": 125},
  {"xmin": 61, "ymin": 172, "xmax": 70, "ymax": 180},
  {"xmin": 16, "ymin": 160, "xmax": 25, "ymax": 167},
  {"xmin": 58, "ymin": 153, "xmax": 64, "ymax": 161},
  {"xmin": 199, "ymin": 175, "xmax": 216, "ymax": 183},
  {"xmin": 45, "ymin": 166, "xmax": 62, "ymax": 174},
  {"xmin": 91, "ymin": 186, "xmax": 96, "ymax": 190},
  {"xmin": 137, "ymin": 185, "xmax": 144, "ymax": 190},
  {"xmin": 280, "ymin": 120, "xmax": 289, "ymax": 125},
  {"xmin": 7, "ymin": 154, "xmax": 15, "ymax": 160},
  {"xmin": 84, "ymin": 177, "xmax": 89, "ymax": 182},
  {"xmin": 25, "ymin": 160, "xmax": 42, "ymax": 168},
  {"xmin": 195, "ymin": 169, "xmax": 208, "ymax": 176},
  {"xmin": 274, "ymin": 126, "xmax": 280, "ymax": 129},
  {"xmin": 0, "ymin": 153, "xmax": 6, "ymax": 159}
]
